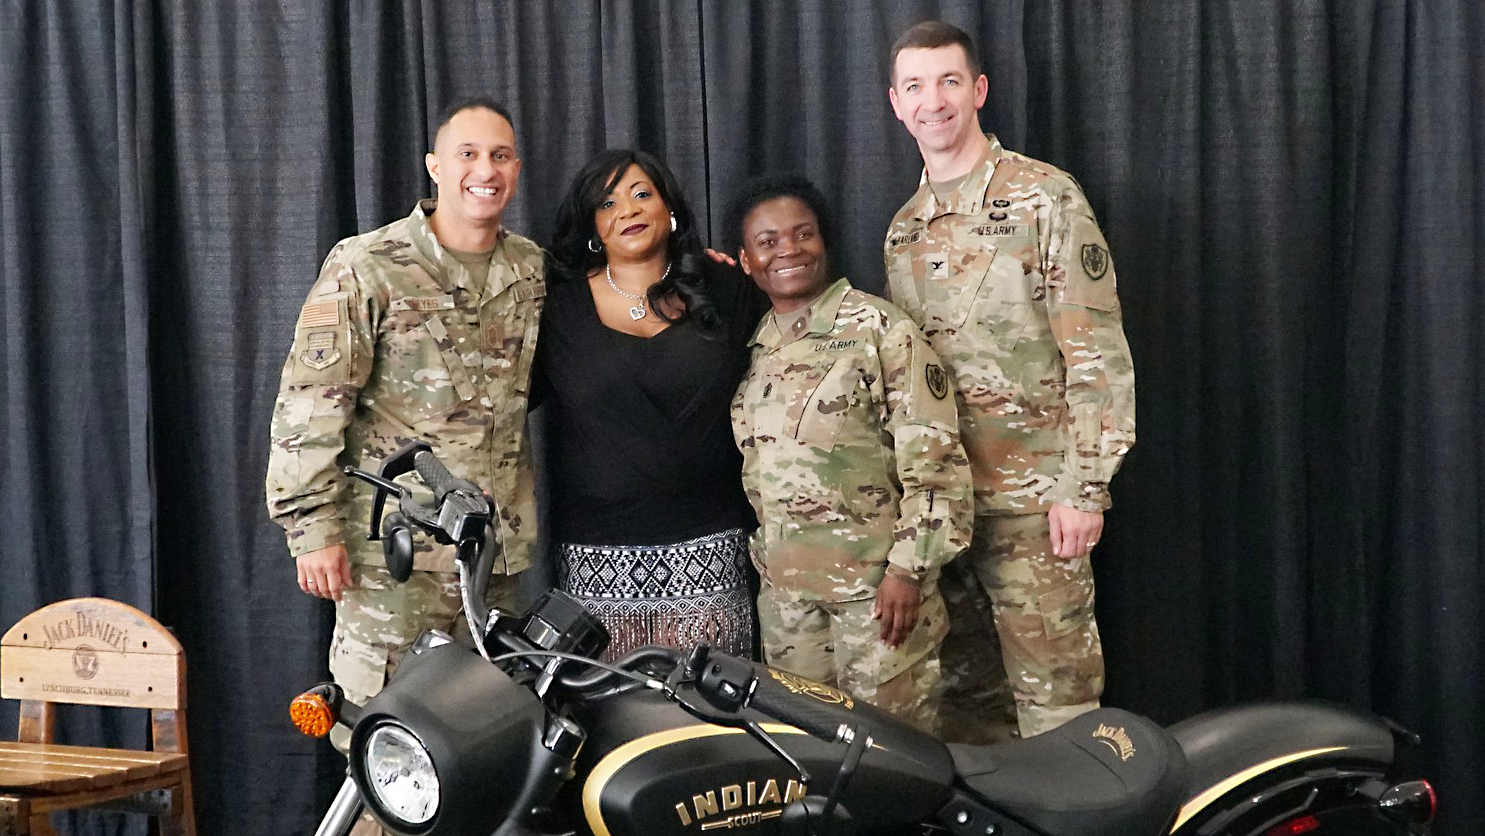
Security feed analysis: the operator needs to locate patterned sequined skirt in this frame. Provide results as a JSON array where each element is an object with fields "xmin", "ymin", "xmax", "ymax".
[{"xmin": 557, "ymin": 527, "xmax": 754, "ymax": 662}]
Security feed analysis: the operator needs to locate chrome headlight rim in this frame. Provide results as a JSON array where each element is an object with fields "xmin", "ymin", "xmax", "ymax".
[{"xmin": 358, "ymin": 719, "xmax": 441, "ymax": 831}]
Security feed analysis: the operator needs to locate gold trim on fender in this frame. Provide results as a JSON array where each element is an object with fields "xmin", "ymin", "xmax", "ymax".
[
  {"xmin": 1169, "ymin": 746, "xmax": 1347, "ymax": 832},
  {"xmin": 582, "ymin": 723, "xmax": 807, "ymax": 836}
]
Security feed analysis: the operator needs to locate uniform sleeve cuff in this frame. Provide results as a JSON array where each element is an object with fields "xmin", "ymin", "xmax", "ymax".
[
  {"xmin": 886, "ymin": 550, "xmax": 928, "ymax": 575},
  {"xmin": 1047, "ymin": 475, "xmax": 1112, "ymax": 513},
  {"xmin": 286, "ymin": 522, "xmax": 347, "ymax": 558}
]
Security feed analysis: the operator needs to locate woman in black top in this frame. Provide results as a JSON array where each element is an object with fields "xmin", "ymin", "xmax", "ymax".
[{"xmin": 534, "ymin": 149, "xmax": 765, "ymax": 660}]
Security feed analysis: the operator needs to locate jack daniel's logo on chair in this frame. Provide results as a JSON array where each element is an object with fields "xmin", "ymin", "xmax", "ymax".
[
  {"xmin": 71, "ymin": 645, "xmax": 100, "ymax": 680},
  {"xmin": 40, "ymin": 613, "xmax": 132, "ymax": 653}
]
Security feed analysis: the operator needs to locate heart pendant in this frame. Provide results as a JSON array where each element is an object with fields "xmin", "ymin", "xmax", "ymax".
[{"xmin": 629, "ymin": 305, "xmax": 646, "ymax": 320}]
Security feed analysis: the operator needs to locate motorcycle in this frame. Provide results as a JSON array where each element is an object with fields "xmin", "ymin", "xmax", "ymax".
[{"xmin": 289, "ymin": 442, "xmax": 1437, "ymax": 836}]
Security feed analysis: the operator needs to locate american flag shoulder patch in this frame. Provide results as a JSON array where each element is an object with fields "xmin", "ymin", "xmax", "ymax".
[{"xmin": 300, "ymin": 300, "xmax": 341, "ymax": 328}]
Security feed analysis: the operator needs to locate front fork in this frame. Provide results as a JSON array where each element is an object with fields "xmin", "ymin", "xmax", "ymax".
[{"xmin": 314, "ymin": 776, "xmax": 364, "ymax": 836}]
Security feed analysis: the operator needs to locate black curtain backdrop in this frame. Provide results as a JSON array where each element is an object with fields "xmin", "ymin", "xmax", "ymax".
[{"xmin": 0, "ymin": 2, "xmax": 1479, "ymax": 835}]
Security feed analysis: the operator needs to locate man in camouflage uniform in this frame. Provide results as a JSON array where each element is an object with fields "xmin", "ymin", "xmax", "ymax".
[
  {"xmin": 267, "ymin": 97, "xmax": 545, "ymax": 748},
  {"xmin": 884, "ymin": 22, "xmax": 1136, "ymax": 739},
  {"xmin": 729, "ymin": 176, "xmax": 973, "ymax": 733}
]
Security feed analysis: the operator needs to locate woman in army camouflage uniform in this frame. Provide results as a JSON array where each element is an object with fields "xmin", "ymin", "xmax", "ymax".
[{"xmin": 727, "ymin": 175, "xmax": 973, "ymax": 732}]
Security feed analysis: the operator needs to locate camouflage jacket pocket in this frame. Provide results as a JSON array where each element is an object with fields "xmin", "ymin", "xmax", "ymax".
[
  {"xmin": 377, "ymin": 296, "xmax": 477, "ymax": 422},
  {"xmin": 966, "ymin": 249, "xmax": 1041, "ymax": 353},
  {"xmin": 480, "ymin": 286, "xmax": 543, "ymax": 397},
  {"xmin": 952, "ymin": 248, "xmax": 994, "ymax": 327},
  {"xmin": 791, "ymin": 359, "xmax": 862, "ymax": 451}
]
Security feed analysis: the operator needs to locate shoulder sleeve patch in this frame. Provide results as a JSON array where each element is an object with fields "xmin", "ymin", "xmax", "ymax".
[
  {"xmin": 1081, "ymin": 243, "xmax": 1110, "ymax": 280},
  {"xmin": 299, "ymin": 300, "xmax": 341, "ymax": 328},
  {"xmin": 290, "ymin": 297, "xmax": 352, "ymax": 386},
  {"xmin": 1058, "ymin": 213, "xmax": 1120, "ymax": 312},
  {"xmin": 925, "ymin": 362, "xmax": 949, "ymax": 400}
]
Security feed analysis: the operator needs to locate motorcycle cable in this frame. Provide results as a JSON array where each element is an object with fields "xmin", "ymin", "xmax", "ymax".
[
  {"xmin": 488, "ymin": 648, "xmax": 668, "ymax": 693},
  {"xmin": 493, "ymin": 646, "xmax": 816, "ymax": 789}
]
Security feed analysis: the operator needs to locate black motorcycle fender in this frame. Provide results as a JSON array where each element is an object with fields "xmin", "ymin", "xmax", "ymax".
[{"xmin": 1168, "ymin": 700, "xmax": 1401, "ymax": 830}]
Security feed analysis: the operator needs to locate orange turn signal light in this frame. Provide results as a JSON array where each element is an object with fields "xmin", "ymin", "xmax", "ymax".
[{"xmin": 290, "ymin": 691, "xmax": 337, "ymax": 737}]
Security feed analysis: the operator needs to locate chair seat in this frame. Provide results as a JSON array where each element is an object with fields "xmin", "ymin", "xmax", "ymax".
[{"xmin": 0, "ymin": 740, "xmax": 186, "ymax": 795}]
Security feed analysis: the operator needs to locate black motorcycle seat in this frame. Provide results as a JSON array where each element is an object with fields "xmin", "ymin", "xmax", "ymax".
[{"xmin": 949, "ymin": 707, "xmax": 1187, "ymax": 836}]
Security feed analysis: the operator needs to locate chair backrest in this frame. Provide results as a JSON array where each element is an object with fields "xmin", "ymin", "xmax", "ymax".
[{"xmin": 1, "ymin": 597, "xmax": 186, "ymax": 750}]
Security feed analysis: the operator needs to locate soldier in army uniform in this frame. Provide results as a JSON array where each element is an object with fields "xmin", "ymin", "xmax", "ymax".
[
  {"xmin": 729, "ymin": 175, "xmax": 973, "ymax": 732},
  {"xmin": 884, "ymin": 22, "xmax": 1137, "ymax": 739},
  {"xmin": 266, "ymin": 97, "xmax": 546, "ymax": 749}
]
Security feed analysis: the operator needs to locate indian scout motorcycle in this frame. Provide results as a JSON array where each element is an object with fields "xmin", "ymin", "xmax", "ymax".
[{"xmin": 289, "ymin": 442, "xmax": 1436, "ymax": 836}]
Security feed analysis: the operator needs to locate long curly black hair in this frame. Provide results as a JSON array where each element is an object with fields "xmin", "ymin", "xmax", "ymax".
[{"xmin": 548, "ymin": 149, "xmax": 719, "ymax": 331}]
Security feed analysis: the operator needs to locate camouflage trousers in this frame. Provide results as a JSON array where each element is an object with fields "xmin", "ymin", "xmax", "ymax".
[
  {"xmin": 328, "ymin": 563, "xmax": 523, "ymax": 750},
  {"xmin": 757, "ymin": 583, "xmax": 948, "ymax": 735},
  {"xmin": 939, "ymin": 512, "xmax": 1103, "ymax": 740}
]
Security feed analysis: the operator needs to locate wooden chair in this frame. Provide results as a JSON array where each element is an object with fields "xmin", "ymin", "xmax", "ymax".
[{"xmin": 0, "ymin": 598, "xmax": 195, "ymax": 835}]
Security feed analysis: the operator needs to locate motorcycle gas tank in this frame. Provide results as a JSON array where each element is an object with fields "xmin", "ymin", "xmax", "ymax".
[{"xmin": 572, "ymin": 682, "xmax": 955, "ymax": 836}]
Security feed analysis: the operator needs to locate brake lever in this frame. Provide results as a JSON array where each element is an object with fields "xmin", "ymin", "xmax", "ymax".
[{"xmin": 663, "ymin": 648, "xmax": 812, "ymax": 788}]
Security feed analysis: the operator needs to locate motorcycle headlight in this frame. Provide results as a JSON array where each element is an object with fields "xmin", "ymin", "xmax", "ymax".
[{"xmin": 361, "ymin": 722, "xmax": 440, "ymax": 828}]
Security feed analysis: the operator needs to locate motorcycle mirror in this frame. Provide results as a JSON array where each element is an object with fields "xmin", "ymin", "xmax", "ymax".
[{"xmin": 381, "ymin": 512, "xmax": 415, "ymax": 582}]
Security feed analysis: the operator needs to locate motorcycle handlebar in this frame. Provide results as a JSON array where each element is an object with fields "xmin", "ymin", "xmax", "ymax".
[
  {"xmin": 745, "ymin": 672, "xmax": 849, "ymax": 743},
  {"xmin": 695, "ymin": 650, "xmax": 848, "ymax": 743},
  {"xmin": 413, "ymin": 449, "xmax": 458, "ymax": 500}
]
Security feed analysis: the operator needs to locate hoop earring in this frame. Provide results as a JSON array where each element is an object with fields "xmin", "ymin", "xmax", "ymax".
[
  {"xmin": 588, "ymin": 237, "xmax": 602, "ymax": 253},
  {"xmin": 670, "ymin": 214, "xmax": 677, "ymax": 232}
]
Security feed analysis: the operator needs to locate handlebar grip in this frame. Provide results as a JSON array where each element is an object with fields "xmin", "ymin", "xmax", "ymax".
[
  {"xmin": 413, "ymin": 450, "xmax": 458, "ymax": 500},
  {"xmin": 745, "ymin": 668, "xmax": 849, "ymax": 743}
]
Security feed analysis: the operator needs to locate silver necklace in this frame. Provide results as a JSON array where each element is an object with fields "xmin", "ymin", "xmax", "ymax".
[{"xmin": 606, "ymin": 261, "xmax": 670, "ymax": 321}]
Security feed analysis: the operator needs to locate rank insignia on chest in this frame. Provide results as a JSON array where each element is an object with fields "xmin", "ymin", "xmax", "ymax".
[
  {"xmin": 1081, "ymin": 243, "xmax": 1110, "ymax": 280},
  {"xmin": 925, "ymin": 363, "xmax": 949, "ymax": 400}
]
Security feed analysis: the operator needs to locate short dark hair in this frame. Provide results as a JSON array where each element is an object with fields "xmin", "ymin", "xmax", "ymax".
[
  {"xmin": 431, "ymin": 95, "xmax": 514, "ymax": 149},
  {"xmin": 890, "ymin": 20, "xmax": 981, "ymax": 83},
  {"xmin": 725, "ymin": 174, "xmax": 837, "ymax": 256}
]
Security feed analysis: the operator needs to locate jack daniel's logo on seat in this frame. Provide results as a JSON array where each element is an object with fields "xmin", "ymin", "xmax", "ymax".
[{"xmin": 1093, "ymin": 723, "xmax": 1136, "ymax": 761}]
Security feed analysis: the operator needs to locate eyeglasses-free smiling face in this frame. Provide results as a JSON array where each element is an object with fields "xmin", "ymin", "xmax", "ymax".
[
  {"xmin": 593, "ymin": 164, "xmax": 672, "ymax": 263},
  {"xmin": 739, "ymin": 196, "xmax": 830, "ymax": 314},
  {"xmin": 889, "ymin": 45, "xmax": 989, "ymax": 158},
  {"xmin": 423, "ymin": 106, "xmax": 522, "ymax": 233}
]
